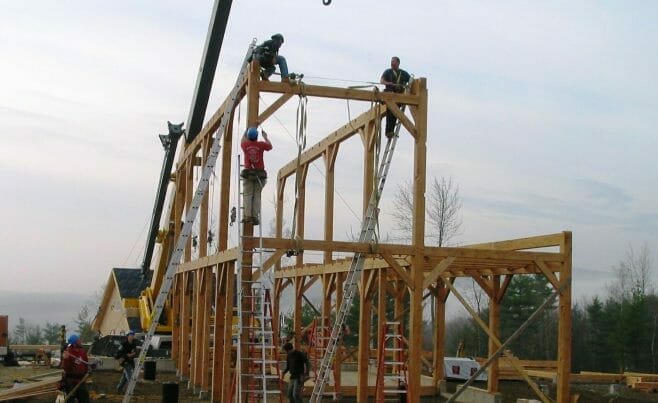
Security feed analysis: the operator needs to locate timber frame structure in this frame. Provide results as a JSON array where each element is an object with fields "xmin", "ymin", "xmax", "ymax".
[{"xmin": 156, "ymin": 60, "xmax": 574, "ymax": 402}]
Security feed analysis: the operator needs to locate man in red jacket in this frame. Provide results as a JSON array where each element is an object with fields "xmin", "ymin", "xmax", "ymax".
[
  {"xmin": 240, "ymin": 127, "xmax": 273, "ymax": 225},
  {"xmin": 61, "ymin": 334, "xmax": 90, "ymax": 403}
]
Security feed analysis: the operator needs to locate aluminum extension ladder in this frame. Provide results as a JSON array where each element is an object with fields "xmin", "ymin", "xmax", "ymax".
[
  {"xmin": 310, "ymin": 101, "xmax": 408, "ymax": 401},
  {"xmin": 233, "ymin": 156, "xmax": 283, "ymax": 402},
  {"xmin": 122, "ymin": 41, "xmax": 256, "ymax": 402}
]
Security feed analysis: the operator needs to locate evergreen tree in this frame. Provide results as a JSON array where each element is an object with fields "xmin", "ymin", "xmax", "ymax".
[
  {"xmin": 585, "ymin": 296, "xmax": 614, "ymax": 371},
  {"xmin": 75, "ymin": 304, "xmax": 96, "ymax": 342},
  {"xmin": 43, "ymin": 322, "xmax": 61, "ymax": 345},
  {"xmin": 500, "ymin": 275, "xmax": 555, "ymax": 359}
]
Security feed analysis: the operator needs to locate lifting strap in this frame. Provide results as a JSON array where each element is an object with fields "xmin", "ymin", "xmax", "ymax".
[{"xmin": 287, "ymin": 86, "xmax": 308, "ymax": 256}]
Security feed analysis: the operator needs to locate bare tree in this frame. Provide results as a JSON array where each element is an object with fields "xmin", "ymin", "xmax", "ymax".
[
  {"xmin": 607, "ymin": 242, "xmax": 654, "ymax": 300},
  {"xmin": 390, "ymin": 181, "xmax": 414, "ymax": 243},
  {"xmin": 390, "ymin": 175, "xmax": 467, "ymax": 337},
  {"xmin": 390, "ymin": 176, "xmax": 462, "ymax": 246},
  {"xmin": 426, "ymin": 176, "xmax": 463, "ymax": 246}
]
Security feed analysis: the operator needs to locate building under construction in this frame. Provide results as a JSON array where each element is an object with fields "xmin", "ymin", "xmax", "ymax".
[{"xmin": 89, "ymin": 40, "xmax": 575, "ymax": 401}]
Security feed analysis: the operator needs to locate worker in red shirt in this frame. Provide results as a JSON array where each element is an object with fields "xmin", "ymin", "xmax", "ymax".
[
  {"xmin": 61, "ymin": 334, "xmax": 90, "ymax": 403},
  {"xmin": 240, "ymin": 127, "xmax": 272, "ymax": 225}
]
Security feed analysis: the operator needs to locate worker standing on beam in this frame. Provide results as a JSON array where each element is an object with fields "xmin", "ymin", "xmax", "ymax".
[
  {"xmin": 380, "ymin": 56, "xmax": 411, "ymax": 138},
  {"xmin": 253, "ymin": 33, "xmax": 289, "ymax": 82},
  {"xmin": 241, "ymin": 127, "xmax": 273, "ymax": 225}
]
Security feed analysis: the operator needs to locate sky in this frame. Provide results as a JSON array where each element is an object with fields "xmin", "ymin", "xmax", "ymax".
[{"xmin": 1, "ymin": 1, "xmax": 657, "ymax": 314}]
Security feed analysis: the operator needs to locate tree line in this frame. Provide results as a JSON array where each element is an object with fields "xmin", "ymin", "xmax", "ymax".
[
  {"xmin": 9, "ymin": 304, "xmax": 96, "ymax": 346},
  {"xmin": 447, "ymin": 243, "xmax": 656, "ymax": 374}
]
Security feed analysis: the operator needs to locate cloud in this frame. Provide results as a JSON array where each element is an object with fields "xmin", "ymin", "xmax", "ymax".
[{"xmin": 1, "ymin": 0, "xmax": 657, "ymax": 296}]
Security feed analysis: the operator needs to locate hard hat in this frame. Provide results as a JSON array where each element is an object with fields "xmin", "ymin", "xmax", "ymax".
[
  {"xmin": 247, "ymin": 127, "xmax": 259, "ymax": 141},
  {"xmin": 271, "ymin": 33, "xmax": 284, "ymax": 43},
  {"xmin": 68, "ymin": 334, "xmax": 80, "ymax": 345},
  {"xmin": 127, "ymin": 330, "xmax": 135, "ymax": 336}
]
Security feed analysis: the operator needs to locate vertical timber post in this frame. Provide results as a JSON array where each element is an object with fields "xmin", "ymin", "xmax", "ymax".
[
  {"xmin": 557, "ymin": 232, "xmax": 572, "ymax": 402},
  {"xmin": 409, "ymin": 78, "xmax": 428, "ymax": 402},
  {"xmin": 488, "ymin": 276, "xmax": 501, "ymax": 393}
]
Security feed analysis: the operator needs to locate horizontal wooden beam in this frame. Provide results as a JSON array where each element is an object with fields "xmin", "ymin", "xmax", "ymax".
[
  {"xmin": 258, "ymin": 81, "xmax": 420, "ymax": 105},
  {"xmin": 463, "ymin": 232, "xmax": 566, "ymax": 251},
  {"xmin": 178, "ymin": 249, "xmax": 238, "ymax": 273}
]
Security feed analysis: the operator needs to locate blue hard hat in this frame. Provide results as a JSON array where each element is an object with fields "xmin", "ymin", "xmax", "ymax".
[
  {"xmin": 127, "ymin": 330, "xmax": 135, "ymax": 336},
  {"xmin": 68, "ymin": 334, "xmax": 80, "ymax": 345},
  {"xmin": 247, "ymin": 127, "xmax": 258, "ymax": 141}
]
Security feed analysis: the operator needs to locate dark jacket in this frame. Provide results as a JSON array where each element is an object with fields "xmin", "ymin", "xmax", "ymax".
[
  {"xmin": 253, "ymin": 39, "xmax": 282, "ymax": 68},
  {"xmin": 284, "ymin": 349, "xmax": 309, "ymax": 380},
  {"xmin": 115, "ymin": 338, "xmax": 138, "ymax": 368},
  {"xmin": 382, "ymin": 68, "xmax": 410, "ymax": 93}
]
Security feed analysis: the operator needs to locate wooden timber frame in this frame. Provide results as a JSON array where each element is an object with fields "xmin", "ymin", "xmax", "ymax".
[{"xmin": 157, "ymin": 60, "xmax": 573, "ymax": 402}]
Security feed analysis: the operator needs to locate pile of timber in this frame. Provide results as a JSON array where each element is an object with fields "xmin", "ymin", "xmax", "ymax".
[
  {"xmin": 0, "ymin": 371, "xmax": 62, "ymax": 401},
  {"xmin": 476, "ymin": 357, "xmax": 558, "ymax": 381},
  {"xmin": 474, "ymin": 357, "xmax": 658, "ymax": 393},
  {"xmin": 625, "ymin": 372, "xmax": 658, "ymax": 393}
]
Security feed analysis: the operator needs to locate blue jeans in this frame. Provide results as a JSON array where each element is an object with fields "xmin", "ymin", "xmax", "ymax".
[
  {"xmin": 116, "ymin": 365, "xmax": 133, "ymax": 391},
  {"xmin": 287, "ymin": 377, "xmax": 303, "ymax": 403},
  {"xmin": 264, "ymin": 55, "xmax": 289, "ymax": 79}
]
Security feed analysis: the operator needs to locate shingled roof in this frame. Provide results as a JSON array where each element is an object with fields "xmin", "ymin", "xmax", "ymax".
[{"xmin": 112, "ymin": 267, "xmax": 153, "ymax": 299}]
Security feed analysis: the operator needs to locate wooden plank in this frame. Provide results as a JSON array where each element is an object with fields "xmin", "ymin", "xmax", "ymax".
[
  {"xmin": 383, "ymin": 100, "xmax": 417, "ymax": 137},
  {"xmin": 257, "ymin": 93, "xmax": 293, "ymax": 124},
  {"xmin": 423, "ymin": 256, "xmax": 455, "ymax": 289},
  {"xmin": 536, "ymin": 259, "xmax": 560, "ymax": 290},
  {"xmin": 382, "ymin": 253, "xmax": 414, "ymax": 289},
  {"xmin": 259, "ymin": 80, "xmax": 420, "ymax": 105},
  {"xmin": 464, "ymin": 233, "xmax": 565, "ymax": 251}
]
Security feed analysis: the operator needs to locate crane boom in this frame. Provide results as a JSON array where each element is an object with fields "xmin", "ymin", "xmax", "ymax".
[{"xmin": 140, "ymin": 0, "xmax": 233, "ymax": 276}]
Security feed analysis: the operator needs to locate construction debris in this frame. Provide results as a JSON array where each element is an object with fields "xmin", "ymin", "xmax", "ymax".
[{"xmin": 0, "ymin": 375, "xmax": 61, "ymax": 401}]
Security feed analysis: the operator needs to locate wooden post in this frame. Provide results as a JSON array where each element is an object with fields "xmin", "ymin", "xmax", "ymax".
[
  {"xmin": 488, "ymin": 276, "xmax": 501, "ymax": 393},
  {"xmin": 190, "ymin": 269, "xmax": 202, "ymax": 389},
  {"xmin": 323, "ymin": 144, "xmax": 338, "ymax": 263},
  {"xmin": 356, "ymin": 270, "xmax": 374, "ymax": 402},
  {"xmin": 199, "ymin": 139, "xmax": 210, "ymax": 257},
  {"xmin": 293, "ymin": 277, "xmax": 305, "ymax": 346},
  {"xmin": 433, "ymin": 285, "xmax": 447, "ymax": 387},
  {"xmin": 200, "ymin": 267, "xmax": 213, "ymax": 393},
  {"xmin": 184, "ymin": 159, "xmax": 194, "ymax": 261},
  {"xmin": 295, "ymin": 164, "xmax": 309, "ymax": 267},
  {"xmin": 218, "ymin": 113, "xmax": 234, "ymax": 250},
  {"xmin": 557, "ymin": 232, "xmax": 572, "ymax": 402},
  {"xmin": 211, "ymin": 265, "xmax": 227, "ymax": 402},
  {"xmin": 171, "ymin": 274, "xmax": 181, "ymax": 366},
  {"xmin": 221, "ymin": 262, "xmax": 236, "ymax": 402},
  {"xmin": 408, "ymin": 78, "xmax": 427, "ymax": 402},
  {"xmin": 334, "ymin": 271, "xmax": 344, "ymax": 391},
  {"xmin": 180, "ymin": 272, "xmax": 192, "ymax": 380}
]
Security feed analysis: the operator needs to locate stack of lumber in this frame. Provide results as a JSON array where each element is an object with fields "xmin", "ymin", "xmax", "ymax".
[
  {"xmin": 0, "ymin": 375, "xmax": 61, "ymax": 401},
  {"xmin": 475, "ymin": 357, "xmax": 557, "ymax": 381},
  {"xmin": 625, "ymin": 372, "xmax": 658, "ymax": 393}
]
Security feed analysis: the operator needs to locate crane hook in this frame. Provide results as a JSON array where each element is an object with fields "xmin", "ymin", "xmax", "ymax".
[{"xmin": 323, "ymin": 0, "xmax": 331, "ymax": 5}]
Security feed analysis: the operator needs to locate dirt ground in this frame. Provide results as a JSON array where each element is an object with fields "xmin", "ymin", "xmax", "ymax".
[
  {"xmin": 0, "ymin": 364, "xmax": 208, "ymax": 402},
  {"xmin": 4, "ymin": 364, "xmax": 658, "ymax": 402}
]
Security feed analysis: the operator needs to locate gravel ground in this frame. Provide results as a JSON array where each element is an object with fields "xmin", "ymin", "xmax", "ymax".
[{"xmin": 4, "ymin": 364, "xmax": 658, "ymax": 402}]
